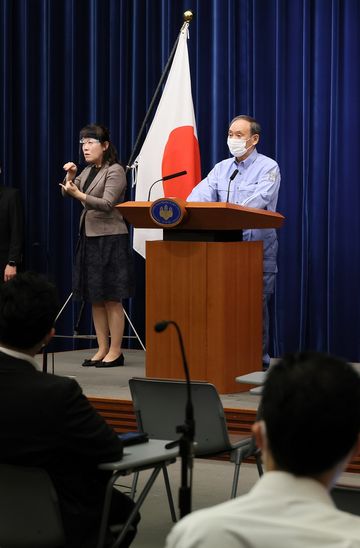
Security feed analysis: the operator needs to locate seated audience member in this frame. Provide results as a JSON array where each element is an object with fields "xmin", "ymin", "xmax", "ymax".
[
  {"xmin": 0, "ymin": 163, "xmax": 23, "ymax": 283},
  {"xmin": 166, "ymin": 352, "xmax": 360, "ymax": 548},
  {"xmin": 0, "ymin": 272, "xmax": 139, "ymax": 548}
]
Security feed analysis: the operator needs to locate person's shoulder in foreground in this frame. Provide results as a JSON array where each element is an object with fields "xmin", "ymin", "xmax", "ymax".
[
  {"xmin": 165, "ymin": 352, "xmax": 360, "ymax": 548},
  {"xmin": 0, "ymin": 271, "xmax": 123, "ymax": 459},
  {"xmin": 0, "ymin": 272, "xmax": 137, "ymax": 547}
]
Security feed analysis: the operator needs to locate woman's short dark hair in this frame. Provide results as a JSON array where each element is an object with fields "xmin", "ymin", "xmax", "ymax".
[{"xmin": 79, "ymin": 124, "xmax": 119, "ymax": 166}]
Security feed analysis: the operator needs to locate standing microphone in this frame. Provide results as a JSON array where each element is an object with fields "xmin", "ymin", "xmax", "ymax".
[
  {"xmin": 147, "ymin": 170, "xmax": 187, "ymax": 201},
  {"xmin": 226, "ymin": 168, "xmax": 239, "ymax": 202},
  {"xmin": 154, "ymin": 320, "xmax": 191, "ymax": 386},
  {"xmin": 155, "ymin": 320, "xmax": 194, "ymax": 518}
]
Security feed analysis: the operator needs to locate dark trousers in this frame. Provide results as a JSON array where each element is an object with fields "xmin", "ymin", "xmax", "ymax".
[
  {"xmin": 262, "ymin": 272, "xmax": 276, "ymax": 365},
  {"xmin": 66, "ymin": 488, "xmax": 140, "ymax": 548}
]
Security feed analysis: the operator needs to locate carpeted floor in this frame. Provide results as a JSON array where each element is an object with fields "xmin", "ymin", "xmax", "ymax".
[{"xmin": 35, "ymin": 347, "xmax": 262, "ymax": 409}]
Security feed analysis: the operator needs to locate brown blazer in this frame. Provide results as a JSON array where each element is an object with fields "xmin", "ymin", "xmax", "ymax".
[{"xmin": 63, "ymin": 162, "xmax": 128, "ymax": 237}]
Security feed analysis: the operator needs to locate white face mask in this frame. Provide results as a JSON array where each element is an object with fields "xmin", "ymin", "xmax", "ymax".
[{"xmin": 227, "ymin": 137, "xmax": 252, "ymax": 158}]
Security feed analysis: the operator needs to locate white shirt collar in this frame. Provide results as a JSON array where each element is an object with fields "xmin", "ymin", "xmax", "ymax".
[
  {"xmin": 0, "ymin": 345, "xmax": 39, "ymax": 369},
  {"xmin": 250, "ymin": 471, "xmax": 333, "ymax": 506}
]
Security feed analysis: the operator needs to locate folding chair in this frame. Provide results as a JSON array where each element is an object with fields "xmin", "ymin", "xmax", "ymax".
[
  {"xmin": 0, "ymin": 463, "xmax": 65, "ymax": 547},
  {"xmin": 129, "ymin": 377, "xmax": 263, "ymax": 500},
  {"xmin": 331, "ymin": 485, "xmax": 360, "ymax": 516}
]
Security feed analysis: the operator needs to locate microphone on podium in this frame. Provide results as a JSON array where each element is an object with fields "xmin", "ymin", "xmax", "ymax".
[
  {"xmin": 226, "ymin": 168, "xmax": 239, "ymax": 203},
  {"xmin": 155, "ymin": 319, "xmax": 194, "ymax": 517},
  {"xmin": 147, "ymin": 170, "xmax": 187, "ymax": 201}
]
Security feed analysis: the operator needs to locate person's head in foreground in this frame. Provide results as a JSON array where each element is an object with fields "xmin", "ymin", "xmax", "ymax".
[
  {"xmin": 253, "ymin": 352, "xmax": 360, "ymax": 483},
  {"xmin": 165, "ymin": 352, "xmax": 360, "ymax": 548},
  {"xmin": 0, "ymin": 271, "xmax": 58, "ymax": 354}
]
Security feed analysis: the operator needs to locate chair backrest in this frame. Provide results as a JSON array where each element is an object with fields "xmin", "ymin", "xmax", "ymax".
[
  {"xmin": 0, "ymin": 464, "xmax": 65, "ymax": 547},
  {"xmin": 331, "ymin": 486, "xmax": 360, "ymax": 516},
  {"xmin": 129, "ymin": 377, "xmax": 233, "ymax": 455}
]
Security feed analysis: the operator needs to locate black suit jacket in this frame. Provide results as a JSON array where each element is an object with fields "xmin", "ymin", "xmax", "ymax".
[
  {"xmin": 0, "ymin": 352, "xmax": 124, "ymax": 546},
  {"xmin": 0, "ymin": 186, "xmax": 23, "ymax": 271}
]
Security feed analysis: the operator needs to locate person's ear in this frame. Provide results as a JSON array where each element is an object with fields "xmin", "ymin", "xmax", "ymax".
[
  {"xmin": 252, "ymin": 420, "xmax": 267, "ymax": 451},
  {"xmin": 252, "ymin": 134, "xmax": 260, "ymax": 146},
  {"xmin": 102, "ymin": 141, "xmax": 110, "ymax": 151},
  {"xmin": 42, "ymin": 327, "xmax": 55, "ymax": 348}
]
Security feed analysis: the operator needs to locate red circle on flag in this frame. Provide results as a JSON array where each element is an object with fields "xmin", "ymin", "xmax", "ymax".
[{"xmin": 162, "ymin": 126, "xmax": 201, "ymax": 200}]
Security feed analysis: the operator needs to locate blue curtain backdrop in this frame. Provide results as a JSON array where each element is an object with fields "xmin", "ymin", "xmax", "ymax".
[{"xmin": 0, "ymin": 0, "xmax": 359, "ymax": 359}]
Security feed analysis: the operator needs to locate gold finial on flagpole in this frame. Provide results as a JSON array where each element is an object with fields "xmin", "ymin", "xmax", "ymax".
[{"xmin": 183, "ymin": 10, "xmax": 194, "ymax": 23}]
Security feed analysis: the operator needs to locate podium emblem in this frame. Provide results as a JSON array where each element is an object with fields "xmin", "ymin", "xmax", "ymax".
[{"xmin": 150, "ymin": 198, "xmax": 186, "ymax": 228}]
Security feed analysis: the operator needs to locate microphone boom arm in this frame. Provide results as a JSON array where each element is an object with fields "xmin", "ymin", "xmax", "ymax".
[
  {"xmin": 226, "ymin": 168, "xmax": 239, "ymax": 203},
  {"xmin": 147, "ymin": 170, "xmax": 187, "ymax": 201},
  {"xmin": 155, "ymin": 320, "xmax": 194, "ymax": 517}
]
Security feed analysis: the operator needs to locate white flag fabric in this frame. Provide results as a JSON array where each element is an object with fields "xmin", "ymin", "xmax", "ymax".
[{"xmin": 133, "ymin": 25, "xmax": 201, "ymax": 257}]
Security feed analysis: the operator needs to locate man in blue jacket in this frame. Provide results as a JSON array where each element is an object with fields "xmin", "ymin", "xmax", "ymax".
[{"xmin": 187, "ymin": 115, "xmax": 281, "ymax": 369}]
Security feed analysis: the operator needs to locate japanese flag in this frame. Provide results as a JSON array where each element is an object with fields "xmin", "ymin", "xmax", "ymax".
[{"xmin": 133, "ymin": 26, "xmax": 201, "ymax": 257}]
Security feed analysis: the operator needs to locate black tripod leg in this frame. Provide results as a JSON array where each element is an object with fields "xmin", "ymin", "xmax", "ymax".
[
  {"xmin": 42, "ymin": 348, "xmax": 47, "ymax": 373},
  {"xmin": 74, "ymin": 301, "xmax": 85, "ymax": 335}
]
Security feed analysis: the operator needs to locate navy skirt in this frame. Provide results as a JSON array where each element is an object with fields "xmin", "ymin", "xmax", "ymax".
[{"xmin": 73, "ymin": 233, "xmax": 135, "ymax": 303}]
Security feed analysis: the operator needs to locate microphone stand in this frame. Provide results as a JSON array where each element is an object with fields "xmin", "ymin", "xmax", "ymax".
[
  {"xmin": 226, "ymin": 168, "xmax": 239, "ymax": 202},
  {"xmin": 177, "ymin": 396, "xmax": 195, "ymax": 518},
  {"xmin": 155, "ymin": 320, "xmax": 194, "ymax": 517},
  {"xmin": 147, "ymin": 170, "xmax": 187, "ymax": 201}
]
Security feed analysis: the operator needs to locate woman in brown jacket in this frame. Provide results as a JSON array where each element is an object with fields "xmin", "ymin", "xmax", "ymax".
[{"xmin": 60, "ymin": 124, "xmax": 134, "ymax": 368}]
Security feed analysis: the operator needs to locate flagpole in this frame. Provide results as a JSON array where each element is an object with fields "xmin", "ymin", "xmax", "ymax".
[{"xmin": 126, "ymin": 10, "xmax": 194, "ymax": 172}]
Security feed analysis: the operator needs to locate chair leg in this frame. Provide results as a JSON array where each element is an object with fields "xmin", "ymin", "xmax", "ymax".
[
  {"xmin": 230, "ymin": 462, "xmax": 240, "ymax": 499},
  {"xmin": 130, "ymin": 471, "xmax": 139, "ymax": 499},
  {"xmin": 162, "ymin": 464, "xmax": 177, "ymax": 522},
  {"xmin": 101, "ymin": 466, "xmax": 163, "ymax": 548}
]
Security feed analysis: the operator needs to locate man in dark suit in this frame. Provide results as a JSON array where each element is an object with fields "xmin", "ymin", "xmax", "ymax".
[
  {"xmin": 0, "ymin": 164, "xmax": 23, "ymax": 282},
  {"xmin": 0, "ymin": 271, "xmax": 139, "ymax": 547}
]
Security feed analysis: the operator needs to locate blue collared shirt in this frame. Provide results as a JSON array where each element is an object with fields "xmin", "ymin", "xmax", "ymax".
[{"xmin": 187, "ymin": 149, "xmax": 281, "ymax": 273}]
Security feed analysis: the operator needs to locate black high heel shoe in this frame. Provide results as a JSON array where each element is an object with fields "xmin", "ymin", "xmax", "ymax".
[
  {"xmin": 81, "ymin": 358, "xmax": 102, "ymax": 367},
  {"xmin": 95, "ymin": 354, "xmax": 125, "ymax": 368}
]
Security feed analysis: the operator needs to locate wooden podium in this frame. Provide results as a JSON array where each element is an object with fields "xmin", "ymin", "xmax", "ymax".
[{"xmin": 118, "ymin": 201, "xmax": 284, "ymax": 394}]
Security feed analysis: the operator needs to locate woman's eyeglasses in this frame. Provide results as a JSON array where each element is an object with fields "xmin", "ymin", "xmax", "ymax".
[{"xmin": 79, "ymin": 138, "xmax": 100, "ymax": 145}]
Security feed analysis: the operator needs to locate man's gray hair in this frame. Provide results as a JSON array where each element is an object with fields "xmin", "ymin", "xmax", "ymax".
[{"xmin": 229, "ymin": 115, "xmax": 261, "ymax": 136}]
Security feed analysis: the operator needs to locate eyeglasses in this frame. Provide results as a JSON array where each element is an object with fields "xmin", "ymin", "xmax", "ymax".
[{"xmin": 79, "ymin": 138, "xmax": 100, "ymax": 145}]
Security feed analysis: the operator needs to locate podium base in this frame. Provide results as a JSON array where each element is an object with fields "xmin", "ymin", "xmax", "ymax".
[{"xmin": 146, "ymin": 240, "xmax": 263, "ymax": 393}]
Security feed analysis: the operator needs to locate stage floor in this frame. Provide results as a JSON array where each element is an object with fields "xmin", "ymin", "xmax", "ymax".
[
  {"xmin": 36, "ymin": 348, "xmax": 260, "ymax": 410},
  {"xmin": 34, "ymin": 348, "xmax": 360, "ymax": 475}
]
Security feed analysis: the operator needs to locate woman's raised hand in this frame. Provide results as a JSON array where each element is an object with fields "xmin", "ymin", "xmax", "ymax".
[{"xmin": 63, "ymin": 162, "xmax": 78, "ymax": 181}]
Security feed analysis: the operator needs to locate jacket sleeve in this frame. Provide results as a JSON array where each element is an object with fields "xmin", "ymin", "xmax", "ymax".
[
  {"xmin": 84, "ymin": 164, "xmax": 126, "ymax": 212},
  {"xmin": 61, "ymin": 378, "xmax": 123, "ymax": 464},
  {"xmin": 187, "ymin": 165, "xmax": 220, "ymax": 202},
  {"xmin": 240, "ymin": 164, "xmax": 280, "ymax": 210},
  {"xmin": 60, "ymin": 167, "xmax": 89, "ymax": 197}
]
